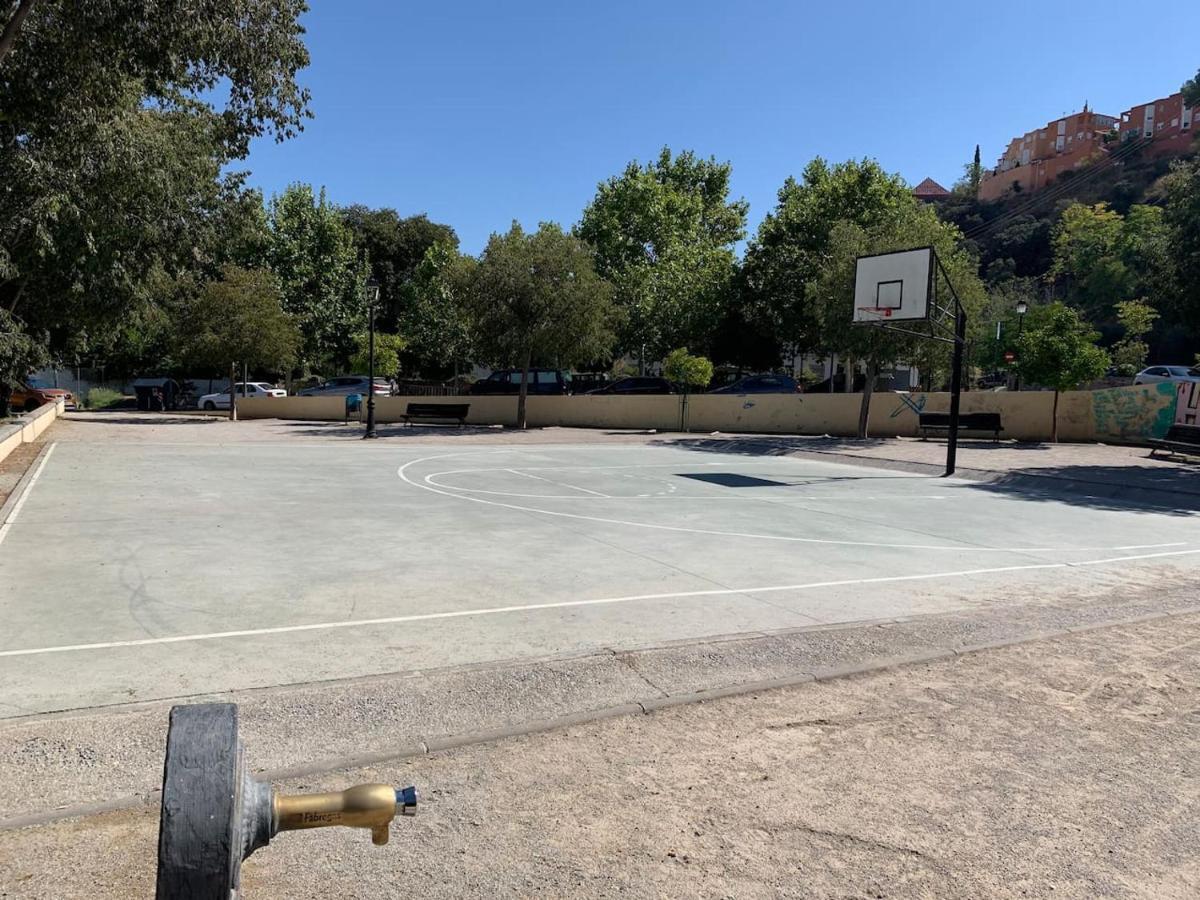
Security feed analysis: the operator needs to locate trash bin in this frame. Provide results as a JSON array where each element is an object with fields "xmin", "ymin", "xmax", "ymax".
[{"xmin": 345, "ymin": 393, "xmax": 362, "ymax": 423}]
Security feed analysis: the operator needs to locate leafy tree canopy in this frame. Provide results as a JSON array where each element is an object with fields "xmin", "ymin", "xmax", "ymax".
[
  {"xmin": 577, "ymin": 148, "xmax": 746, "ymax": 362},
  {"xmin": 172, "ymin": 265, "xmax": 300, "ymax": 376},
  {"xmin": 663, "ymin": 348, "xmax": 714, "ymax": 391},
  {"xmin": 741, "ymin": 158, "xmax": 914, "ymax": 356},
  {"xmin": 266, "ymin": 184, "xmax": 365, "ymax": 371},
  {"xmin": 473, "ymin": 222, "xmax": 615, "ymax": 427},
  {"xmin": 404, "ymin": 241, "xmax": 477, "ymax": 377}
]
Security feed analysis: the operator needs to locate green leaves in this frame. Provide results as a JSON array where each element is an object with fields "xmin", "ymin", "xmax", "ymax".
[
  {"xmin": 266, "ymin": 185, "xmax": 365, "ymax": 371},
  {"xmin": 578, "ymin": 148, "xmax": 746, "ymax": 362},
  {"xmin": 171, "ymin": 265, "xmax": 300, "ymax": 374},
  {"xmin": 473, "ymin": 222, "xmax": 614, "ymax": 369},
  {"xmin": 663, "ymin": 348, "xmax": 713, "ymax": 390},
  {"xmin": 1015, "ymin": 303, "xmax": 1110, "ymax": 393}
]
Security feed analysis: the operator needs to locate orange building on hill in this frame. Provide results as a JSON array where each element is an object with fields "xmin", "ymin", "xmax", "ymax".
[
  {"xmin": 1117, "ymin": 91, "xmax": 1194, "ymax": 157},
  {"xmin": 978, "ymin": 105, "xmax": 1117, "ymax": 202},
  {"xmin": 977, "ymin": 86, "xmax": 1196, "ymax": 203}
]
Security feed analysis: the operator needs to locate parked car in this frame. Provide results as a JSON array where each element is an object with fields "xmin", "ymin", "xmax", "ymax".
[
  {"xmin": 709, "ymin": 374, "xmax": 802, "ymax": 394},
  {"xmin": 199, "ymin": 382, "xmax": 287, "ymax": 410},
  {"xmin": 1133, "ymin": 365, "xmax": 1200, "ymax": 385},
  {"xmin": 11, "ymin": 381, "xmax": 76, "ymax": 412},
  {"xmin": 466, "ymin": 369, "xmax": 570, "ymax": 395},
  {"xmin": 587, "ymin": 376, "xmax": 677, "ymax": 395},
  {"xmin": 297, "ymin": 375, "xmax": 392, "ymax": 397}
]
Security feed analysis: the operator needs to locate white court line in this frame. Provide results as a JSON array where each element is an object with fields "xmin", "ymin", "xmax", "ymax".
[
  {"xmin": 505, "ymin": 468, "xmax": 610, "ymax": 497},
  {"xmin": 0, "ymin": 442, "xmax": 56, "ymax": 549},
  {"xmin": 3, "ymin": 547, "xmax": 1199, "ymax": 659},
  {"xmin": 399, "ymin": 452, "xmax": 1189, "ymax": 554}
]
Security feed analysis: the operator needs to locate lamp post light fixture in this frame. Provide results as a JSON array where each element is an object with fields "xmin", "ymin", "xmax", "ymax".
[
  {"xmin": 363, "ymin": 276, "xmax": 381, "ymax": 439},
  {"xmin": 1013, "ymin": 298, "xmax": 1029, "ymax": 391}
]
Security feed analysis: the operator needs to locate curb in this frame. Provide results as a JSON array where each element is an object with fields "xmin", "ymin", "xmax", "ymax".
[
  {"xmin": 0, "ymin": 440, "xmax": 51, "ymax": 524},
  {"xmin": 6, "ymin": 604, "xmax": 1200, "ymax": 834}
]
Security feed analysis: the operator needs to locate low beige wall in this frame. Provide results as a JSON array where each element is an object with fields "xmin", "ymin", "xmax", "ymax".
[
  {"xmin": 0, "ymin": 398, "xmax": 65, "ymax": 467},
  {"xmin": 238, "ymin": 383, "xmax": 1179, "ymax": 445}
]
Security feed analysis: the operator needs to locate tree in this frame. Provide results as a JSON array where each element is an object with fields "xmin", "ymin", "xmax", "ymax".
[
  {"xmin": 405, "ymin": 242, "xmax": 477, "ymax": 378},
  {"xmin": 349, "ymin": 332, "xmax": 406, "ymax": 378},
  {"xmin": 577, "ymin": 148, "xmax": 747, "ymax": 365},
  {"xmin": 173, "ymin": 266, "xmax": 300, "ymax": 378},
  {"xmin": 740, "ymin": 159, "xmax": 914, "ymax": 362},
  {"xmin": 472, "ymin": 223, "xmax": 615, "ymax": 428},
  {"xmin": 1015, "ymin": 303, "xmax": 1110, "ymax": 442},
  {"xmin": 1110, "ymin": 298, "xmax": 1159, "ymax": 374},
  {"xmin": 266, "ymin": 184, "xmax": 365, "ymax": 372},
  {"xmin": 0, "ymin": 308, "xmax": 48, "ymax": 418},
  {"xmin": 956, "ymin": 144, "xmax": 983, "ymax": 196},
  {"xmin": 1049, "ymin": 202, "xmax": 1168, "ymax": 322},
  {"xmin": 663, "ymin": 348, "xmax": 714, "ymax": 393},
  {"xmin": 1183, "ymin": 67, "xmax": 1200, "ymax": 109},
  {"xmin": 0, "ymin": 1, "xmax": 309, "ymax": 374},
  {"xmin": 341, "ymin": 207, "xmax": 458, "ymax": 332},
  {"xmin": 1161, "ymin": 158, "xmax": 1200, "ymax": 339}
]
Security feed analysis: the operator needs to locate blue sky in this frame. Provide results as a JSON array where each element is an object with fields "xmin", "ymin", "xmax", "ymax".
[{"xmin": 241, "ymin": 1, "xmax": 1200, "ymax": 255}]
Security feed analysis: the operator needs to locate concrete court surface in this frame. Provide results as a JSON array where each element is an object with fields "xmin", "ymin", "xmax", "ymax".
[
  {"xmin": 1, "ymin": 416, "xmax": 1198, "ymax": 717},
  {"xmin": 3, "ymin": 614, "xmax": 1198, "ymax": 899}
]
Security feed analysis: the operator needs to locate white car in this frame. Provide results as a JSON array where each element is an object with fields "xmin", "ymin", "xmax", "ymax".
[
  {"xmin": 199, "ymin": 382, "xmax": 286, "ymax": 410},
  {"xmin": 1133, "ymin": 365, "xmax": 1200, "ymax": 385}
]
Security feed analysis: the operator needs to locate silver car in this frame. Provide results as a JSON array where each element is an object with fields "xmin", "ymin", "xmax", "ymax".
[
  {"xmin": 297, "ymin": 375, "xmax": 393, "ymax": 397},
  {"xmin": 1133, "ymin": 365, "xmax": 1200, "ymax": 385}
]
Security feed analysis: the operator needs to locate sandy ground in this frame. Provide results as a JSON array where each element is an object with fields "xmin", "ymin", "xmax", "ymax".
[{"xmin": 3, "ymin": 614, "xmax": 1198, "ymax": 899}]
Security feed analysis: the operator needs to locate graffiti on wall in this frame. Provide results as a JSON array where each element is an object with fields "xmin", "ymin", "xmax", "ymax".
[
  {"xmin": 1178, "ymin": 382, "xmax": 1199, "ymax": 425},
  {"xmin": 1091, "ymin": 383, "xmax": 1178, "ymax": 441}
]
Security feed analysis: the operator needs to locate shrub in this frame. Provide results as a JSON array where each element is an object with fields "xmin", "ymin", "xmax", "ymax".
[{"xmin": 84, "ymin": 388, "xmax": 123, "ymax": 409}]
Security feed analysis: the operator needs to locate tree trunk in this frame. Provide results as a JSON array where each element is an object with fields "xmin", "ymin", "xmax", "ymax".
[
  {"xmin": 843, "ymin": 357, "xmax": 854, "ymax": 393},
  {"xmin": 0, "ymin": 0, "xmax": 37, "ymax": 68},
  {"xmin": 228, "ymin": 362, "xmax": 237, "ymax": 421},
  {"xmin": 856, "ymin": 361, "xmax": 878, "ymax": 439},
  {"xmin": 1051, "ymin": 389, "xmax": 1060, "ymax": 443},
  {"xmin": 516, "ymin": 350, "xmax": 531, "ymax": 429}
]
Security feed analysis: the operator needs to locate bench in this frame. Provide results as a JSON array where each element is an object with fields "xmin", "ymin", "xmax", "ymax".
[
  {"xmin": 400, "ymin": 402, "xmax": 470, "ymax": 427},
  {"xmin": 1149, "ymin": 423, "xmax": 1200, "ymax": 460},
  {"xmin": 918, "ymin": 412, "xmax": 1003, "ymax": 441}
]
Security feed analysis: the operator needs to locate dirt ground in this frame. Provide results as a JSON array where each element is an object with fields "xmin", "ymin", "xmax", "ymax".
[{"xmin": 3, "ymin": 614, "xmax": 1198, "ymax": 899}]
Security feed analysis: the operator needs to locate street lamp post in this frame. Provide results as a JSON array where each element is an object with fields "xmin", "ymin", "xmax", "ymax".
[
  {"xmin": 1013, "ymin": 299, "xmax": 1028, "ymax": 391},
  {"xmin": 363, "ymin": 276, "xmax": 381, "ymax": 439}
]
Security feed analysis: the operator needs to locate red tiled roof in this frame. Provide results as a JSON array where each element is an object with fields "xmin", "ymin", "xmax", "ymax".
[{"xmin": 912, "ymin": 177, "xmax": 951, "ymax": 198}]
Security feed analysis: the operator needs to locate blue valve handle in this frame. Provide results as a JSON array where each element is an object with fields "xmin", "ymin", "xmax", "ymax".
[{"xmin": 395, "ymin": 786, "xmax": 417, "ymax": 815}]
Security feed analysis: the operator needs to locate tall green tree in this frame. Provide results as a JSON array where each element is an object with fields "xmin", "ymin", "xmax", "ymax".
[
  {"xmin": 473, "ymin": 223, "xmax": 615, "ymax": 428},
  {"xmin": 0, "ymin": 1, "xmax": 310, "ymax": 369},
  {"xmin": 1110, "ymin": 298, "xmax": 1159, "ymax": 373},
  {"xmin": 1161, "ymin": 158, "xmax": 1200, "ymax": 340},
  {"xmin": 577, "ymin": 148, "xmax": 747, "ymax": 366},
  {"xmin": 405, "ymin": 242, "xmax": 478, "ymax": 379},
  {"xmin": 1049, "ymin": 202, "xmax": 1169, "ymax": 322},
  {"xmin": 1015, "ymin": 303, "xmax": 1110, "ymax": 442},
  {"xmin": 172, "ymin": 265, "xmax": 300, "ymax": 417},
  {"xmin": 740, "ymin": 158, "xmax": 914, "ymax": 362},
  {"xmin": 341, "ymin": 207, "xmax": 458, "ymax": 332},
  {"xmin": 266, "ymin": 185, "xmax": 365, "ymax": 372}
]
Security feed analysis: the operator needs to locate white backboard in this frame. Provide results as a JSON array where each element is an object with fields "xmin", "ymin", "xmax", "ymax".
[{"xmin": 853, "ymin": 247, "xmax": 933, "ymax": 323}]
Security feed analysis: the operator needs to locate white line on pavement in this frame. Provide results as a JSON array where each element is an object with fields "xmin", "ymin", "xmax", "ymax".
[
  {"xmin": 2, "ymin": 547, "xmax": 1198, "ymax": 659},
  {"xmin": 0, "ymin": 442, "xmax": 56, "ymax": 549}
]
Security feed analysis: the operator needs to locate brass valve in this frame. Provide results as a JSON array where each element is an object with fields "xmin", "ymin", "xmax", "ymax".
[{"xmin": 274, "ymin": 784, "xmax": 418, "ymax": 846}]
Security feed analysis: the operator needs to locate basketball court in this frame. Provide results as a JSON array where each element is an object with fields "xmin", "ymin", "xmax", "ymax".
[{"xmin": 1, "ymin": 434, "xmax": 1197, "ymax": 718}]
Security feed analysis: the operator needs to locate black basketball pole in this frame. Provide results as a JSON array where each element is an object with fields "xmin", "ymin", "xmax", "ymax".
[{"xmin": 945, "ymin": 305, "xmax": 967, "ymax": 477}]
